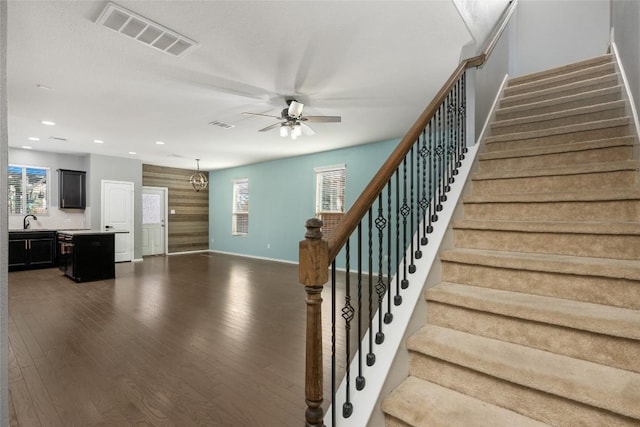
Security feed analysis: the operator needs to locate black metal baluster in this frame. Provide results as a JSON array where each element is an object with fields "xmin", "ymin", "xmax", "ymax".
[
  {"xmin": 355, "ymin": 223, "xmax": 365, "ymax": 391},
  {"xmin": 461, "ymin": 73, "xmax": 468, "ymax": 158},
  {"xmin": 394, "ymin": 169, "xmax": 401, "ymax": 306},
  {"xmin": 400, "ymin": 157, "xmax": 410, "ymax": 290},
  {"xmin": 416, "ymin": 131, "xmax": 424, "ymax": 258},
  {"xmin": 376, "ymin": 193, "xmax": 391, "ymax": 344},
  {"xmin": 420, "ymin": 126, "xmax": 432, "ymax": 244},
  {"xmin": 366, "ymin": 208, "xmax": 375, "ymax": 366},
  {"xmin": 436, "ymin": 104, "xmax": 445, "ymax": 212},
  {"xmin": 331, "ymin": 261, "xmax": 337, "ymax": 426},
  {"xmin": 447, "ymin": 92, "xmax": 455, "ymax": 189},
  {"xmin": 342, "ymin": 240, "xmax": 354, "ymax": 418},
  {"xmin": 408, "ymin": 145, "xmax": 416, "ymax": 274},
  {"xmin": 386, "ymin": 180, "xmax": 393, "ymax": 321},
  {"xmin": 452, "ymin": 79, "xmax": 461, "ymax": 175},
  {"xmin": 429, "ymin": 118, "xmax": 438, "ymax": 225}
]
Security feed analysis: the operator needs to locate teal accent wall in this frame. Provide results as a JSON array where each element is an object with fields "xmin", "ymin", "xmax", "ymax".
[{"xmin": 209, "ymin": 139, "xmax": 399, "ymax": 263}]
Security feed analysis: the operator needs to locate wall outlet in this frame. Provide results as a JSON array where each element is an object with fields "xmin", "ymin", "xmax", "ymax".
[
  {"xmin": 267, "ymin": 243, "xmax": 271, "ymax": 249},
  {"xmin": 170, "ymin": 209, "xmax": 176, "ymax": 214}
]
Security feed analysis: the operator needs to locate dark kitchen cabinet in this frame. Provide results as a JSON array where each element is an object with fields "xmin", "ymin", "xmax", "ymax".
[
  {"xmin": 9, "ymin": 231, "xmax": 56, "ymax": 271},
  {"xmin": 58, "ymin": 169, "xmax": 86, "ymax": 209},
  {"xmin": 57, "ymin": 231, "xmax": 115, "ymax": 282}
]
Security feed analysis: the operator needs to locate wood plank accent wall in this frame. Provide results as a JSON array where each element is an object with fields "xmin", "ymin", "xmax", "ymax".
[{"xmin": 143, "ymin": 164, "xmax": 209, "ymax": 253}]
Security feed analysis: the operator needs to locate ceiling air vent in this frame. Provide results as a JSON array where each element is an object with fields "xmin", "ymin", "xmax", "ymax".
[
  {"xmin": 95, "ymin": 2, "xmax": 198, "ymax": 57},
  {"xmin": 49, "ymin": 136, "xmax": 68, "ymax": 142},
  {"xmin": 209, "ymin": 121, "xmax": 235, "ymax": 129}
]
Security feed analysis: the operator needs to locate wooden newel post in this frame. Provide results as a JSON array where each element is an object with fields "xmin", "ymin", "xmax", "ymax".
[{"xmin": 299, "ymin": 218, "xmax": 329, "ymax": 427}]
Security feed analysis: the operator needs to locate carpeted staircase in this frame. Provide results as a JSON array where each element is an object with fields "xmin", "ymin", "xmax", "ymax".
[{"xmin": 382, "ymin": 54, "xmax": 640, "ymax": 426}]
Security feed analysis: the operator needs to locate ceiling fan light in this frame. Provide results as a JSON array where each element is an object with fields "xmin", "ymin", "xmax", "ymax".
[
  {"xmin": 280, "ymin": 124, "xmax": 289, "ymax": 137},
  {"xmin": 292, "ymin": 124, "xmax": 302, "ymax": 138}
]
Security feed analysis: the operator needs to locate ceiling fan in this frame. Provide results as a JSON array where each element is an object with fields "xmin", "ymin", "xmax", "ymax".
[{"xmin": 242, "ymin": 99, "xmax": 341, "ymax": 139}]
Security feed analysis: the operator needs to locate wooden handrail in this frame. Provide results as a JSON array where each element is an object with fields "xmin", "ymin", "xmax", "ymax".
[
  {"xmin": 327, "ymin": 0, "xmax": 518, "ymax": 262},
  {"xmin": 300, "ymin": 2, "xmax": 519, "ymax": 426}
]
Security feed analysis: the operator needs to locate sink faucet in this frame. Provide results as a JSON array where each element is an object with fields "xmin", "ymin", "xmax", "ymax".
[{"xmin": 23, "ymin": 214, "xmax": 37, "ymax": 229}]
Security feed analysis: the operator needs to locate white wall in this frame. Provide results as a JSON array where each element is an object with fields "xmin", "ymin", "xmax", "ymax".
[
  {"xmin": 513, "ymin": 0, "xmax": 610, "ymax": 76},
  {"xmin": 611, "ymin": 0, "xmax": 640, "ymax": 120},
  {"xmin": 453, "ymin": 0, "xmax": 511, "ymax": 51}
]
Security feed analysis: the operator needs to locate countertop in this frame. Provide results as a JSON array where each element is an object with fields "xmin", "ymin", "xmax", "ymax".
[
  {"xmin": 56, "ymin": 230, "xmax": 116, "ymax": 236},
  {"xmin": 9, "ymin": 228, "xmax": 89, "ymax": 233}
]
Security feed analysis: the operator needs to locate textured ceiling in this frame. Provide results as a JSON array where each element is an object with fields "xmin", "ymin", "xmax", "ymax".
[{"xmin": 7, "ymin": 0, "xmax": 473, "ymax": 170}]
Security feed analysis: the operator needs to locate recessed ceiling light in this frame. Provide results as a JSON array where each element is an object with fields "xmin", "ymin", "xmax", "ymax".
[
  {"xmin": 41, "ymin": 120, "xmax": 56, "ymax": 126},
  {"xmin": 28, "ymin": 137, "xmax": 40, "ymax": 141},
  {"xmin": 128, "ymin": 151, "xmax": 136, "ymax": 155},
  {"xmin": 36, "ymin": 84, "xmax": 52, "ymax": 90},
  {"xmin": 22, "ymin": 146, "xmax": 33, "ymax": 150},
  {"xmin": 155, "ymin": 141, "xmax": 165, "ymax": 145},
  {"xmin": 93, "ymin": 139, "xmax": 104, "ymax": 143}
]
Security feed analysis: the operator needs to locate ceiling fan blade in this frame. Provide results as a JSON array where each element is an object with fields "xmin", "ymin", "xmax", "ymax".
[
  {"xmin": 258, "ymin": 122, "xmax": 283, "ymax": 132},
  {"xmin": 288, "ymin": 100, "xmax": 304, "ymax": 118},
  {"xmin": 242, "ymin": 112, "xmax": 281, "ymax": 119},
  {"xmin": 300, "ymin": 123, "xmax": 316, "ymax": 136},
  {"xmin": 303, "ymin": 115, "xmax": 342, "ymax": 123}
]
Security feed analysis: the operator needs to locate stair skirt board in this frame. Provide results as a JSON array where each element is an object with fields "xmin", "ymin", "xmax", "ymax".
[{"xmin": 382, "ymin": 53, "xmax": 640, "ymax": 427}]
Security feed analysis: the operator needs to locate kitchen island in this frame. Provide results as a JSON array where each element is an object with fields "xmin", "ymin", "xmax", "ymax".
[{"xmin": 57, "ymin": 230, "xmax": 115, "ymax": 282}]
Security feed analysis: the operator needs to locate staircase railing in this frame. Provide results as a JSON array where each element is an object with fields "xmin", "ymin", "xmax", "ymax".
[{"xmin": 299, "ymin": 2, "xmax": 518, "ymax": 426}]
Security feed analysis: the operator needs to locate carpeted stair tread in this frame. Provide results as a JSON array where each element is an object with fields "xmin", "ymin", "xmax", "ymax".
[
  {"xmin": 382, "ymin": 377, "xmax": 550, "ymax": 427},
  {"xmin": 503, "ymin": 61, "xmax": 616, "ymax": 97},
  {"xmin": 507, "ymin": 54, "xmax": 613, "ymax": 86},
  {"xmin": 408, "ymin": 325, "xmax": 640, "ymax": 419},
  {"xmin": 472, "ymin": 159, "xmax": 639, "ymax": 180},
  {"xmin": 426, "ymin": 282, "xmax": 640, "ymax": 340},
  {"xmin": 440, "ymin": 248, "xmax": 640, "ymax": 281},
  {"xmin": 483, "ymin": 116, "xmax": 630, "ymax": 144},
  {"xmin": 463, "ymin": 188, "xmax": 640, "ymax": 203},
  {"xmin": 495, "ymin": 85, "xmax": 623, "ymax": 120},
  {"xmin": 500, "ymin": 73, "xmax": 619, "ymax": 108},
  {"xmin": 453, "ymin": 219, "xmax": 640, "ymax": 235},
  {"xmin": 491, "ymin": 99, "xmax": 625, "ymax": 131},
  {"xmin": 478, "ymin": 136, "xmax": 635, "ymax": 161}
]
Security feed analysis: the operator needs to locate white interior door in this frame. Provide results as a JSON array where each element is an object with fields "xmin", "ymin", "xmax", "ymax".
[
  {"xmin": 102, "ymin": 180, "xmax": 134, "ymax": 262},
  {"xmin": 142, "ymin": 186, "xmax": 167, "ymax": 256}
]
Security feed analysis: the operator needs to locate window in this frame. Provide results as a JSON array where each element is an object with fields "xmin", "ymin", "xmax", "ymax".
[
  {"xmin": 232, "ymin": 178, "xmax": 249, "ymax": 235},
  {"xmin": 315, "ymin": 164, "xmax": 346, "ymax": 238},
  {"xmin": 8, "ymin": 165, "xmax": 50, "ymax": 215}
]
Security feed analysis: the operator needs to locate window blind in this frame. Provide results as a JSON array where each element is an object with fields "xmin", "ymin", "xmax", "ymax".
[
  {"xmin": 8, "ymin": 165, "xmax": 49, "ymax": 215},
  {"xmin": 232, "ymin": 178, "xmax": 249, "ymax": 235},
  {"xmin": 315, "ymin": 165, "xmax": 345, "ymax": 238}
]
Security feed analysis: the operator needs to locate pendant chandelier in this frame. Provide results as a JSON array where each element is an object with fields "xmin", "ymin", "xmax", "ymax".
[{"xmin": 189, "ymin": 158, "xmax": 208, "ymax": 192}]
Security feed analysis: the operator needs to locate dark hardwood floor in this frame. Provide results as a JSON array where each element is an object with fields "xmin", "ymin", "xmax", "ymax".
[{"xmin": 8, "ymin": 253, "xmax": 340, "ymax": 426}]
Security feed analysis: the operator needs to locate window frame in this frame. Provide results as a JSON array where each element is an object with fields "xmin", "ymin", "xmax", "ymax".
[
  {"xmin": 232, "ymin": 177, "xmax": 249, "ymax": 236},
  {"xmin": 8, "ymin": 164, "xmax": 50, "ymax": 216},
  {"xmin": 314, "ymin": 164, "xmax": 346, "ymax": 238}
]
